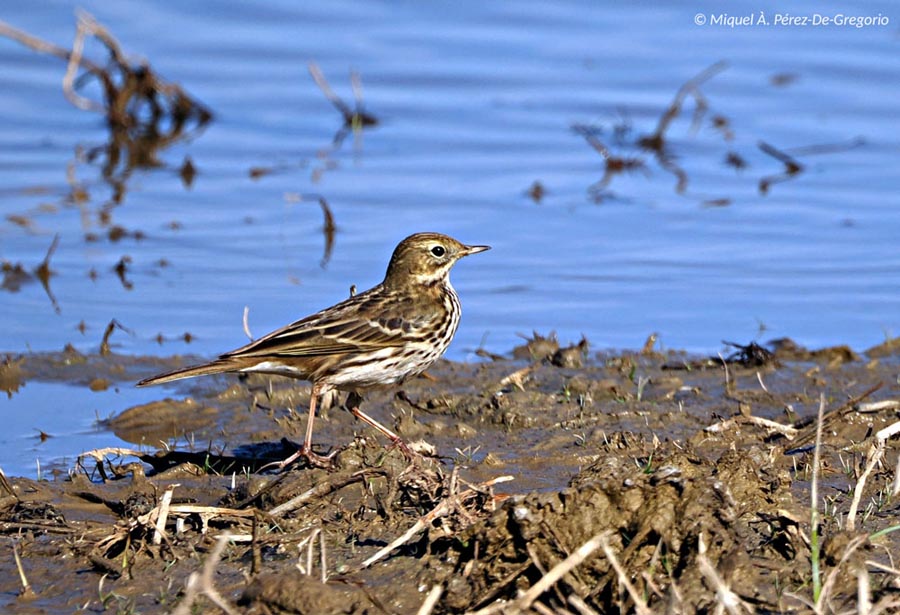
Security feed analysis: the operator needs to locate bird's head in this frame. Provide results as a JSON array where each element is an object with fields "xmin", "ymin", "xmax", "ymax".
[{"xmin": 383, "ymin": 232, "xmax": 490, "ymax": 288}]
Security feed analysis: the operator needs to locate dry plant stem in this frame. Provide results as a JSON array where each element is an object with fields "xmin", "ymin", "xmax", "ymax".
[
  {"xmin": 817, "ymin": 535, "xmax": 867, "ymax": 613},
  {"xmin": 756, "ymin": 370, "xmax": 769, "ymax": 392},
  {"xmin": 848, "ymin": 442, "xmax": 884, "ymax": 532},
  {"xmin": 567, "ymin": 594, "xmax": 602, "ymax": 615},
  {"xmin": 166, "ymin": 505, "xmax": 255, "ymax": 517},
  {"xmin": 598, "ymin": 534, "xmax": 653, "ymax": 615},
  {"xmin": 718, "ymin": 352, "xmax": 731, "ymax": 392},
  {"xmin": 172, "ymin": 533, "xmax": 238, "ymax": 615},
  {"xmin": 0, "ymin": 20, "xmax": 77, "ymax": 62},
  {"xmin": 308, "ymin": 62, "xmax": 353, "ymax": 118},
  {"xmin": 306, "ymin": 529, "xmax": 320, "ymax": 576},
  {"xmin": 153, "ymin": 484, "xmax": 177, "ymax": 545},
  {"xmin": 361, "ymin": 475, "xmax": 513, "ymax": 569},
  {"xmin": 893, "ymin": 453, "xmax": 900, "ymax": 498},
  {"xmin": 705, "ymin": 414, "xmax": 798, "ymax": 439},
  {"xmin": 63, "ymin": 14, "xmax": 102, "ymax": 111},
  {"xmin": 0, "ymin": 467, "xmax": 16, "ymax": 500},
  {"xmin": 0, "ymin": 18, "xmax": 109, "ymax": 113},
  {"xmin": 416, "ymin": 585, "xmax": 444, "ymax": 615},
  {"xmin": 361, "ymin": 517, "xmax": 426, "ymax": 570},
  {"xmin": 858, "ymin": 568, "xmax": 871, "ymax": 615},
  {"xmin": 791, "ymin": 383, "xmax": 882, "ymax": 447},
  {"xmin": 502, "ymin": 531, "xmax": 612, "ymax": 615},
  {"xmin": 650, "ymin": 60, "xmax": 728, "ymax": 139},
  {"xmin": 270, "ymin": 469, "xmax": 385, "ymax": 517},
  {"xmin": 857, "ymin": 400, "xmax": 900, "ymax": 413},
  {"xmin": 242, "ymin": 306, "xmax": 253, "ymax": 341},
  {"xmin": 697, "ymin": 534, "xmax": 746, "ymax": 615},
  {"xmin": 319, "ymin": 529, "xmax": 328, "ymax": 583},
  {"xmin": 13, "ymin": 542, "xmax": 35, "ymax": 598},
  {"xmin": 530, "ymin": 603, "xmax": 555, "ymax": 615},
  {"xmin": 811, "ymin": 393, "xmax": 825, "ymax": 605},
  {"xmin": 865, "ymin": 560, "xmax": 900, "ymax": 577},
  {"xmin": 847, "ymin": 420, "xmax": 900, "ymax": 530},
  {"xmin": 499, "ymin": 364, "xmax": 535, "ymax": 390}
]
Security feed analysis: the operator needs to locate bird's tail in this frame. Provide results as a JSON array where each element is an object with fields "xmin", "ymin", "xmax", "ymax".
[{"xmin": 137, "ymin": 358, "xmax": 242, "ymax": 387}]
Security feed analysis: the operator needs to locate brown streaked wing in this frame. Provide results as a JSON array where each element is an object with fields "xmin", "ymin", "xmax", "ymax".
[{"xmin": 221, "ymin": 286, "xmax": 418, "ymax": 360}]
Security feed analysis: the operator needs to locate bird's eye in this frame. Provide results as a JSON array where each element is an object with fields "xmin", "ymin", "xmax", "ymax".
[{"xmin": 431, "ymin": 245, "xmax": 446, "ymax": 257}]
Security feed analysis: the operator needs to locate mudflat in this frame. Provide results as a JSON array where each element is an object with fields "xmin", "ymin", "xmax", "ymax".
[{"xmin": 1, "ymin": 335, "xmax": 899, "ymax": 613}]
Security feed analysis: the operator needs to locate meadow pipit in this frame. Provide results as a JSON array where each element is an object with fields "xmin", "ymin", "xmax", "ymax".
[{"xmin": 138, "ymin": 232, "xmax": 489, "ymax": 466}]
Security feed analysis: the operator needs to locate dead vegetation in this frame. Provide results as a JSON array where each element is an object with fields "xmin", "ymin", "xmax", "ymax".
[
  {"xmin": 1, "ymin": 234, "xmax": 61, "ymax": 313},
  {"xmin": 1, "ymin": 338, "xmax": 900, "ymax": 613},
  {"xmin": 0, "ymin": 11, "xmax": 212, "ymax": 212},
  {"xmin": 572, "ymin": 61, "xmax": 728, "ymax": 202},
  {"xmin": 571, "ymin": 61, "xmax": 864, "ymax": 204}
]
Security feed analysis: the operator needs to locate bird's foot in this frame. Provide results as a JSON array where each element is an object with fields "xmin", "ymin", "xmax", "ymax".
[
  {"xmin": 386, "ymin": 437, "xmax": 421, "ymax": 462},
  {"xmin": 260, "ymin": 444, "xmax": 337, "ymax": 472}
]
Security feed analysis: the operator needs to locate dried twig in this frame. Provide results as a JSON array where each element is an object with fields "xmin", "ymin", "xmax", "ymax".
[
  {"xmin": 858, "ymin": 567, "xmax": 872, "ymax": 615},
  {"xmin": 242, "ymin": 306, "xmax": 253, "ymax": 341},
  {"xmin": 705, "ymin": 414, "xmax": 799, "ymax": 439},
  {"xmin": 810, "ymin": 393, "xmax": 825, "ymax": 603},
  {"xmin": 789, "ymin": 383, "xmax": 883, "ymax": 449},
  {"xmin": 417, "ymin": 584, "xmax": 443, "ymax": 615},
  {"xmin": 848, "ymin": 419, "xmax": 900, "ymax": 530},
  {"xmin": 856, "ymin": 400, "xmax": 900, "ymax": 413},
  {"xmin": 817, "ymin": 534, "xmax": 867, "ymax": 613},
  {"xmin": 646, "ymin": 61, "xmax": 729, "ymax": 144},
  {"xmin": 599, "ymin": 534, "xmax": 652, "ymax": 615},
  {"xmin": 361, "ymin": 475, "xmax": 513, "ymax": 569},
  {"xmin": 12, "ymin": 542, "xmax": 36, "ymax": 599},
  {"xmin": 893, "ymin": 453, "xmax": 900, "ymax": 499},
  {"xmin": 271, "ymin": 469, "xmax": 387, "ymax": 518},
  {"xmin": 308, "ymin": 62, "xmax": 377, "ymax": 129},
  {"xmin": 172, "ymin": 533, "xmax": 238, "ymax": 615},
  {"xmin": 152, "ymin": 484, "xmax": 178, "ymax": 545},
  {"xmin": 499, "ymin": 364, "xmax": 536, "ymax": 391},
  {"xmin": 718, "ymin": 351, "xmax": 731, "ymax": 392},
  {"xmin": 474, "ymin": 532, "xmax": 611, "ymax": 615},
  {"xmin": 1, "ymin": 12, "xmax": 211, "ymax": 130},
  {"xmin": 697, "ymin": 533, "xmax": 750, "ymax": 614}
]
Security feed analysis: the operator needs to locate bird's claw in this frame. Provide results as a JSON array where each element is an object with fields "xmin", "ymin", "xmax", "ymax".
[{"xmin": 260, "ymin": 445, "xmax": 337, "ymax": 472}]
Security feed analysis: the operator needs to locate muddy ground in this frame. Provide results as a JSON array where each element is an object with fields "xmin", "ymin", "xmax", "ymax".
[{"xmin": 1, "ymin": 335, "xmax": 899, "ymax": 614}]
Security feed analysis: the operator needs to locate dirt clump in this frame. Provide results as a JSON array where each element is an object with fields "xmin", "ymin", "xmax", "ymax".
[{"xmin": 428, "ymin": 443, "xmax": 802, "ymax": 613}]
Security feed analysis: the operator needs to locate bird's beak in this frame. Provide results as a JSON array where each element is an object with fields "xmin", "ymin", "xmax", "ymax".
[{"xmin": 461, "ymin": 244, "xmax": 490, "ymax": 257}]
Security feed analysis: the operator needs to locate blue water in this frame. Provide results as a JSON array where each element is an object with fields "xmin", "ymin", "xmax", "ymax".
[{"xmin": 1, "ymin": 1, "xmax": 898, "ymax": 475}]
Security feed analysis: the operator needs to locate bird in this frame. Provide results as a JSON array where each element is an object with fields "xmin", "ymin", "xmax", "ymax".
[{"xmin": 137, "ymin": 232, "xmax": 490, "ymax": 467}]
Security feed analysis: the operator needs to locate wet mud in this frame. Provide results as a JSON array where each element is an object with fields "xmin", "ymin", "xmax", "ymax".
[{"xmin": 2, "ymin": 336, "xmax": 900, "ymax": 613}]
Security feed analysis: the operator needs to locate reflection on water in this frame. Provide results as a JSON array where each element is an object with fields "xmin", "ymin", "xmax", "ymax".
[
  {"xmin": 575, "ymin": 61, "xmax": 730, "ymax": 202},
  {"xmin": 1, "ymin": 1, "xmax": 899, "ymax": 471},
  {"xmin": 1, "ymin": 2, "xmax": 897, "ymax": 357}
]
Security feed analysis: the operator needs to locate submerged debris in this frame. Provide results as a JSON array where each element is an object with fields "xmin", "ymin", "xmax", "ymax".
[
  {"xmin": 0, "ymin": 235, "xmax": 61, "ymax": 313},
  {"xmin": 758, "ymin": 137, "xmax": 864, "ymax": 195},
  {"xmin": 573, "ymin": 61, "xmax": 727, "ymax": 201},
  {"xmin": 722, "ymin": 339, "xmax": 776, "ymax": 367},
  {"xmin": 0, "ymin": 356, "xmax": 26, "ymax": 398},
  {"xmin": 0, "ymin": 12, "xmax": 213, "ymax": 207},
  {"xmin": 0, "ymin": 13, "xmax": 211, "ymax": 131},
  {"xmin": 308, "ymin": 62, "xmax": 378, "ymax": 144}
]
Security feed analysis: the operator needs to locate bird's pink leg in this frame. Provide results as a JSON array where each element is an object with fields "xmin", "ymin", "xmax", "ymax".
[
  {"xmin": 267, "ymin": 382, "xmax": 337, "ymax": 470},
  {"xmin": 303, "ymin": 382, "xmax": 322, "ymax": 453},
  {"xmin": 346, "ymin": 392, "xmax": 415, "ymax": 458}
]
